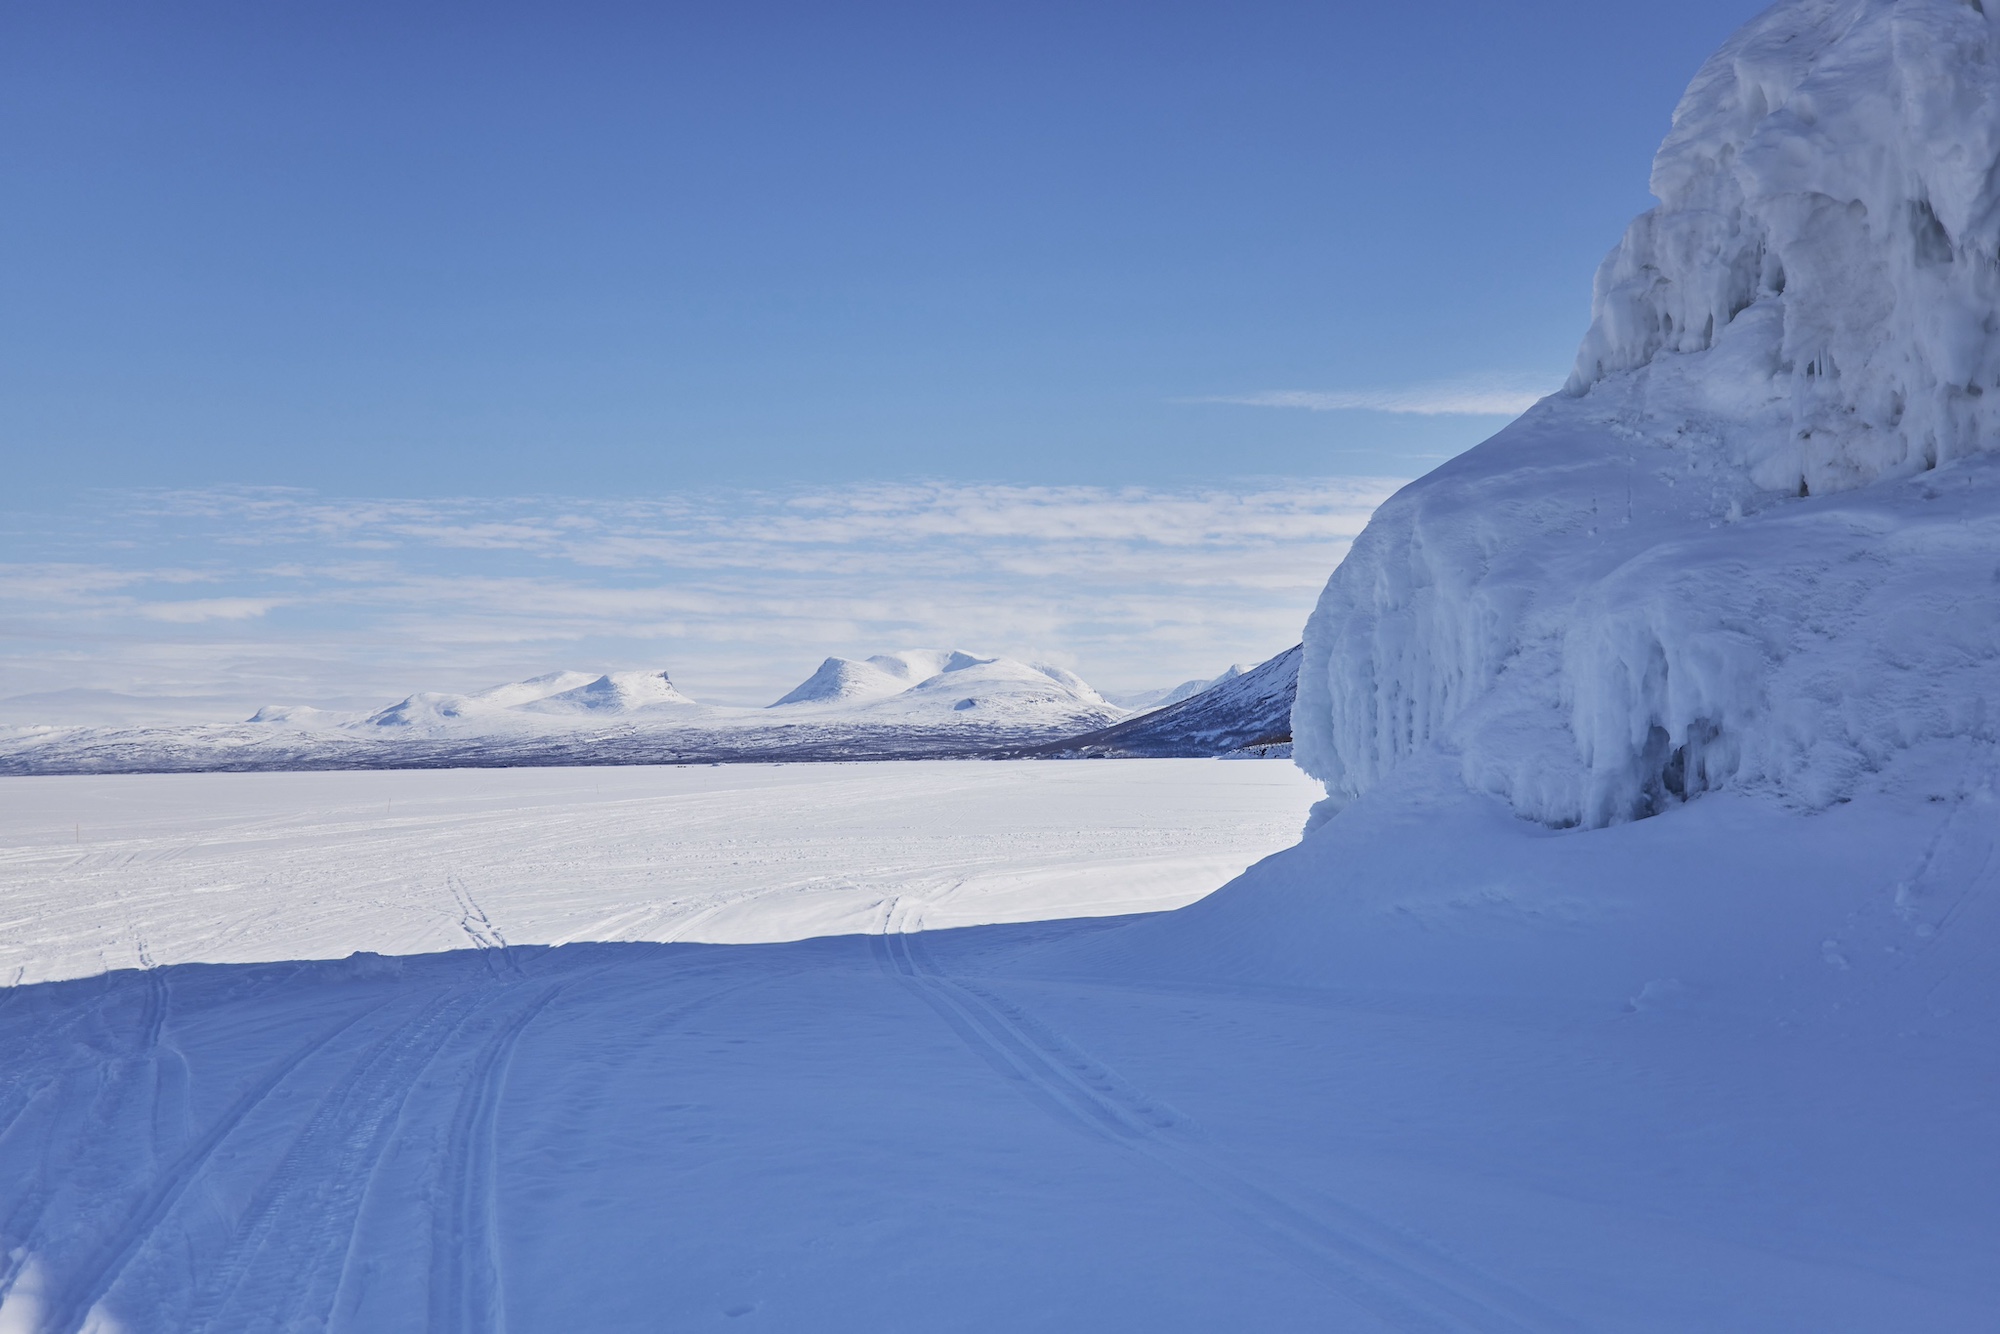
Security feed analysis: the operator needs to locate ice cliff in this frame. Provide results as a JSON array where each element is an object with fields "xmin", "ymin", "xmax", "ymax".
[{"xmin": 1295, "ymin": 0, "xmax": 2000, "ymax": 828}]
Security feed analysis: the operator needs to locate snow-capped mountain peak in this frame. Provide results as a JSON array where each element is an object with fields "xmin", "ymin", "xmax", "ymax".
[
  {"xmin": 467, "ymin": 671, "xmax": 600, "ymax": 710},
  {"xmin": 770, "ymin": 657, "xmax": 925, "ymax": 707},
  {"xmin": 349, "ymin": 668, "xmax": 694, "ymax": 734},
  {"xmin": 0, "ymin": 650, "xmax": 1143, "ymax": 770},
  {"xmin": 768, "ymin": 650, "xmax": 1115, "ymax": 724},
  {"xmin": 522, "ymin": 670, "xmax": 695, "ymax": 715}
]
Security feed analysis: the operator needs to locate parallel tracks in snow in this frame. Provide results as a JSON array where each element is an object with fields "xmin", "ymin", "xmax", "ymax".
[
  {"xmin": 34, "ymin": 998, "xmax": 386, "ymax": 1334},
  {"xmin": 2, "ymin": 951, "xmax": 771, "ymax": 1334},
  {"xmin": 871, "ymin": 929, "xmax": 1579, "ymax": 1334}
]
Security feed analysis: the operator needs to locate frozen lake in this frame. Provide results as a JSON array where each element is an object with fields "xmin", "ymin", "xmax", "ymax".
[{"xmin": 0, "ymin": 759, "xmax": 1320, "ymax": 985}]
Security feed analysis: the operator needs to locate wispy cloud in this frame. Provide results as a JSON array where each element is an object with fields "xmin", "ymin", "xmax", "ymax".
[
  {"xmin": 0, "ymin": 478, "xmax": 1407, "ymax": 722},
  {"xmin": 138, "ymin": 597, "xmax": 287, "ymax": 623},
  {"xmin": 1187, "ymin": 374, "xmax": 1554, "ymax": 417}
]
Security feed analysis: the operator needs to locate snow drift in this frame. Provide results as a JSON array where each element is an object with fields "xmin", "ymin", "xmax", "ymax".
[{"xmin": 1295, "ymin": 0, "xmax": 2000, "ymax": 829}]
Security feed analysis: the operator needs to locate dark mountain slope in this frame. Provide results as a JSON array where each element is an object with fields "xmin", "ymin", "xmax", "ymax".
[{"xmin": 1020, "ymin": 644, "xmax": 1300, "ymax": 759}]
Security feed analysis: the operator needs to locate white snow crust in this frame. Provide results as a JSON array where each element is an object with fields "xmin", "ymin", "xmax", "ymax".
[{"xmin": 1297, "ymin": 0, "xmax": 2000, "ymax": 828}]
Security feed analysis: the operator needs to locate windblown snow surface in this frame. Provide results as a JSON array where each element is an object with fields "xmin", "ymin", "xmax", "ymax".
[{"xmin": 5, "ymin": 2, "xmax": 2000, "ymax": 1329}]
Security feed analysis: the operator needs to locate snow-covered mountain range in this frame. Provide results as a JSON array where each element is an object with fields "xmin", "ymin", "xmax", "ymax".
[{"xmin": 0, "ymin": 650, "xmax": 1256, "ymax": 773}]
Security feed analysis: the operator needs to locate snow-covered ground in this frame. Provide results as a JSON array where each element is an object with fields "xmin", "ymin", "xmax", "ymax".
[
  {"xmin": 7, "ymin": 1, "xmax": 2000, "ymax": 1328},
  {"xmin": 0, "ymin": 767, "xmax": 1990, "ymax": 1332},
  {"xmin": 0, "ymin": 760, "xmax": 1319, "ymax": 987}
]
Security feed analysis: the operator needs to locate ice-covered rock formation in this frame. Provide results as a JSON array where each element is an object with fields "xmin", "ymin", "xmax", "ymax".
[
  {"xmin": 1572, "ymin": 0, "xmax": 2000, "ymax": 494},
  {"xmin": 1296, "ymin": 0, "xmax": 2000, "ymax": 829}
]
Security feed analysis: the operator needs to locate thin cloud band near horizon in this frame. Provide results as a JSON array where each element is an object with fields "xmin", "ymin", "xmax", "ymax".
[
  {"xmin": 1183, "ymin": 374, "xmax": 1558, "ymax": 417},
  {"xmin": 0, "ymin": 477, "xmax": 1407, "ymax": 725}
]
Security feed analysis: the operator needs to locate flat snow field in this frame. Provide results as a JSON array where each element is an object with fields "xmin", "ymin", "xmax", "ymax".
[{"xmin": 0, "ymin": 758, "xmax": 1321, "ymax": 985}]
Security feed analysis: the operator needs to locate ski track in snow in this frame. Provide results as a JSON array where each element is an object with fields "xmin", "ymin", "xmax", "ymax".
[
  {"xmin": 871, "ymin": 931, "xmax": 1575, "ymax": 1334},
  {"xmin": 1, "ymin": 949, "xmax": 810, "ymax": 1334}
]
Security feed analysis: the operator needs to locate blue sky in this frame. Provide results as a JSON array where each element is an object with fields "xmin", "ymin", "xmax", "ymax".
[
  {"xmin": 2, "ymin": 1, "xmax": 1762, "ymax": 714},
  {"xmin": 5, "ymin": 0, "xmax": 1756, "ymax": 495}
]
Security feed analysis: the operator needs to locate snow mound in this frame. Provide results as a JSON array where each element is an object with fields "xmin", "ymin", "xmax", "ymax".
[
  {"xmin": 1570, "ymin": 0, "xmax": 2000, "ymax": 494},
  {"xmin": 1296, "ymin": 0, "xmax": 2000, "ymax": 829}
]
